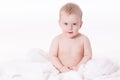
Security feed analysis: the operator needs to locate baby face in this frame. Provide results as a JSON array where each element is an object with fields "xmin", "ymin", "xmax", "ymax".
[{"xmin": 59, "ymin": 13, "xmax": 82, "ymax": 38}]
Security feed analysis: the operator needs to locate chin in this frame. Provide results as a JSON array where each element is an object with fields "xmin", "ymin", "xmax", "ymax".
[
  {"xmin": 67, "ymin": 34, "xmax": 79, "ymax": 38},
  {"xmin": 65, "ymin": 33, "xmax": 78, "ymax": 38},
  {"xmin": 67, "ymin": 35, "xmax": 76, "ymax": 38}
]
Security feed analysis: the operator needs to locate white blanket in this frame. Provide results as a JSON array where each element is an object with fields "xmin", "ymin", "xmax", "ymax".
[
  {"xmin": 0, "ymin": 49, "xmax": 120, "ymax": 80},
  {"xmin": 48, "ymin": 58, "xmax": 120, "ymax": 80}
]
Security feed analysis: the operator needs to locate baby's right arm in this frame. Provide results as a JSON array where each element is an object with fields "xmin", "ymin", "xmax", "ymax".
[{"xmin": 49, "ymin": 36, "xmax": 70, "ymax": 72}]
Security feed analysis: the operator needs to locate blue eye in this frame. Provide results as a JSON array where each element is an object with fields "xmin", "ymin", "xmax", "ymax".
[
  {"xmin": 64, "ymin": 23, "xmax": 68, "ymax": 25},
  {"xmin": 73, "ymin": 23, "xmax": 76, "ymax": 26}
]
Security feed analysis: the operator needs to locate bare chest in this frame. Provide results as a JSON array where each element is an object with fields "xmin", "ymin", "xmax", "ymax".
[{"xmin": 58, "ymin": 39, "xmax": 84, "ymax": 55}]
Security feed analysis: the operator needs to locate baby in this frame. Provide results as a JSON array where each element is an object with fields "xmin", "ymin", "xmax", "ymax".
[{"xmin": 49, "ymin": 3, "xmax": 92, "ymax": 73}]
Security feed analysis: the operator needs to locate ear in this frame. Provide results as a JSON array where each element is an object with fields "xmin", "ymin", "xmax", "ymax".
[{"xmin": 80, "ymin": 21, "xmax": 83, "ymax": 28}]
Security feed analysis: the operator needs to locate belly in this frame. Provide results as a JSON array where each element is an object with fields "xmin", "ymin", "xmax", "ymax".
[{"xmin": 58, "ymin": 52, "xmax": 83, "ymax": 67}]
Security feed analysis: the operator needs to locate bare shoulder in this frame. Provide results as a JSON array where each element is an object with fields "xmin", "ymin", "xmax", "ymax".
[
  {"xmin": 52, "ymin": 34, "xmax": 62, "ymax": 42},
  {"xmin": 50, "ymin": 34, "xmax": 63, "ymax": 48},
  {"xmin": 79, "ymin": 33, "xmax": 90, "ymax": 43}
]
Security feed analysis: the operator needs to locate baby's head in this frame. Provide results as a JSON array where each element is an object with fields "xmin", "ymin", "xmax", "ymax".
[
  {"xmin": 59, "ymin": 3, "xmax": 83, "ymax": 38},
  {"xmin": 59, "ymin": 3, "xmax": 82, "ymax": 21}
]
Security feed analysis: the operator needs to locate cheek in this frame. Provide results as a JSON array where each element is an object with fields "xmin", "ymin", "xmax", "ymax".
[
  {"xmin": 61, "ymin": 27, "xmax": 65, "ymax": 30},
  {"xmin": 61, "ymin": 27, "xmax": 66, "ymax": 32},
  {"xmin": 62, "ymin": 26, "xmax": 67, "ymax": 30},
  {"xmin": 73, "ymin": 27, "xmax": 80, "ymax": 32}
]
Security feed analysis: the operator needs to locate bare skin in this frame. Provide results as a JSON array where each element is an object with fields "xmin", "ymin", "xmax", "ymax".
[
  {"xmin": 49, "ymin": 33, "xmax": 92, "ymax": 73},
  {"xmin": 49, "ymin": 13, "xmax": 92, "ymax": 73},
  {"xmin": 58, "ymin": 34, "xmax": 84, "ymax": 68}
]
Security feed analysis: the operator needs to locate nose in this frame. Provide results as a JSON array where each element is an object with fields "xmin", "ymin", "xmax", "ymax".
[{"xmin": 68, "ymin": 25, "xmax": 72, "ymax": 30}]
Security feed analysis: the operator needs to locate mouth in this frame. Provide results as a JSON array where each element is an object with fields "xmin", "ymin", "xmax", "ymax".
[{"xmin": 68, "ymin": 32, "xmax": 73, "ymax": 34}]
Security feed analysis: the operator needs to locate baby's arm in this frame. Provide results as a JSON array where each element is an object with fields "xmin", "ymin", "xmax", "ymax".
[
  {"xmin": 70, "ymin": 36, "xmax": 92, "ymax": 70},
  {"xmin": 49, "ymin": 36, "xmax": 70, "ymax": 72},
  {"xmin": 79, "ymin": 36, "xmax": 92, "ymax": 64}
]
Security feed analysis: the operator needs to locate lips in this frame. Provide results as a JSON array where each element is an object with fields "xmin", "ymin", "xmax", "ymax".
[{"xmin": 68, "ymin": 32, "xmax": 73, "ymax": 34}]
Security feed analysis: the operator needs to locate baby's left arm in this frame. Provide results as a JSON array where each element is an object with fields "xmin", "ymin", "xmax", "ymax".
[
  {"xmin": 70, "ymin": 36, "xmax": 92, "ymax": 70},
  {"xmin": 80, "ymin": 36, "xmax": 92, "ymax": 64}
]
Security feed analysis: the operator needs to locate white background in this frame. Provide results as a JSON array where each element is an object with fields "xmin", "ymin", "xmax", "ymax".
[{"xmin": 0, "ymin": 0, "xmax": 120, "ymax": 64}]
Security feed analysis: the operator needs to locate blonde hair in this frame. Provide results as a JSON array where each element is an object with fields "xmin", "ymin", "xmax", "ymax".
[{"xmin": 59, "ymin": 3, "xmax": 82, "ymax": 20}]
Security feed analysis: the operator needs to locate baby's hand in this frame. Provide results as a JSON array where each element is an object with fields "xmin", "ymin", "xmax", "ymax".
[
  {"xmin": 59, "ymin": 66, "xmax": 70, "ymax": 73},
  {"xmin": 69, "ymin": 65, "xmax": 79, "ymax": 71}
]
